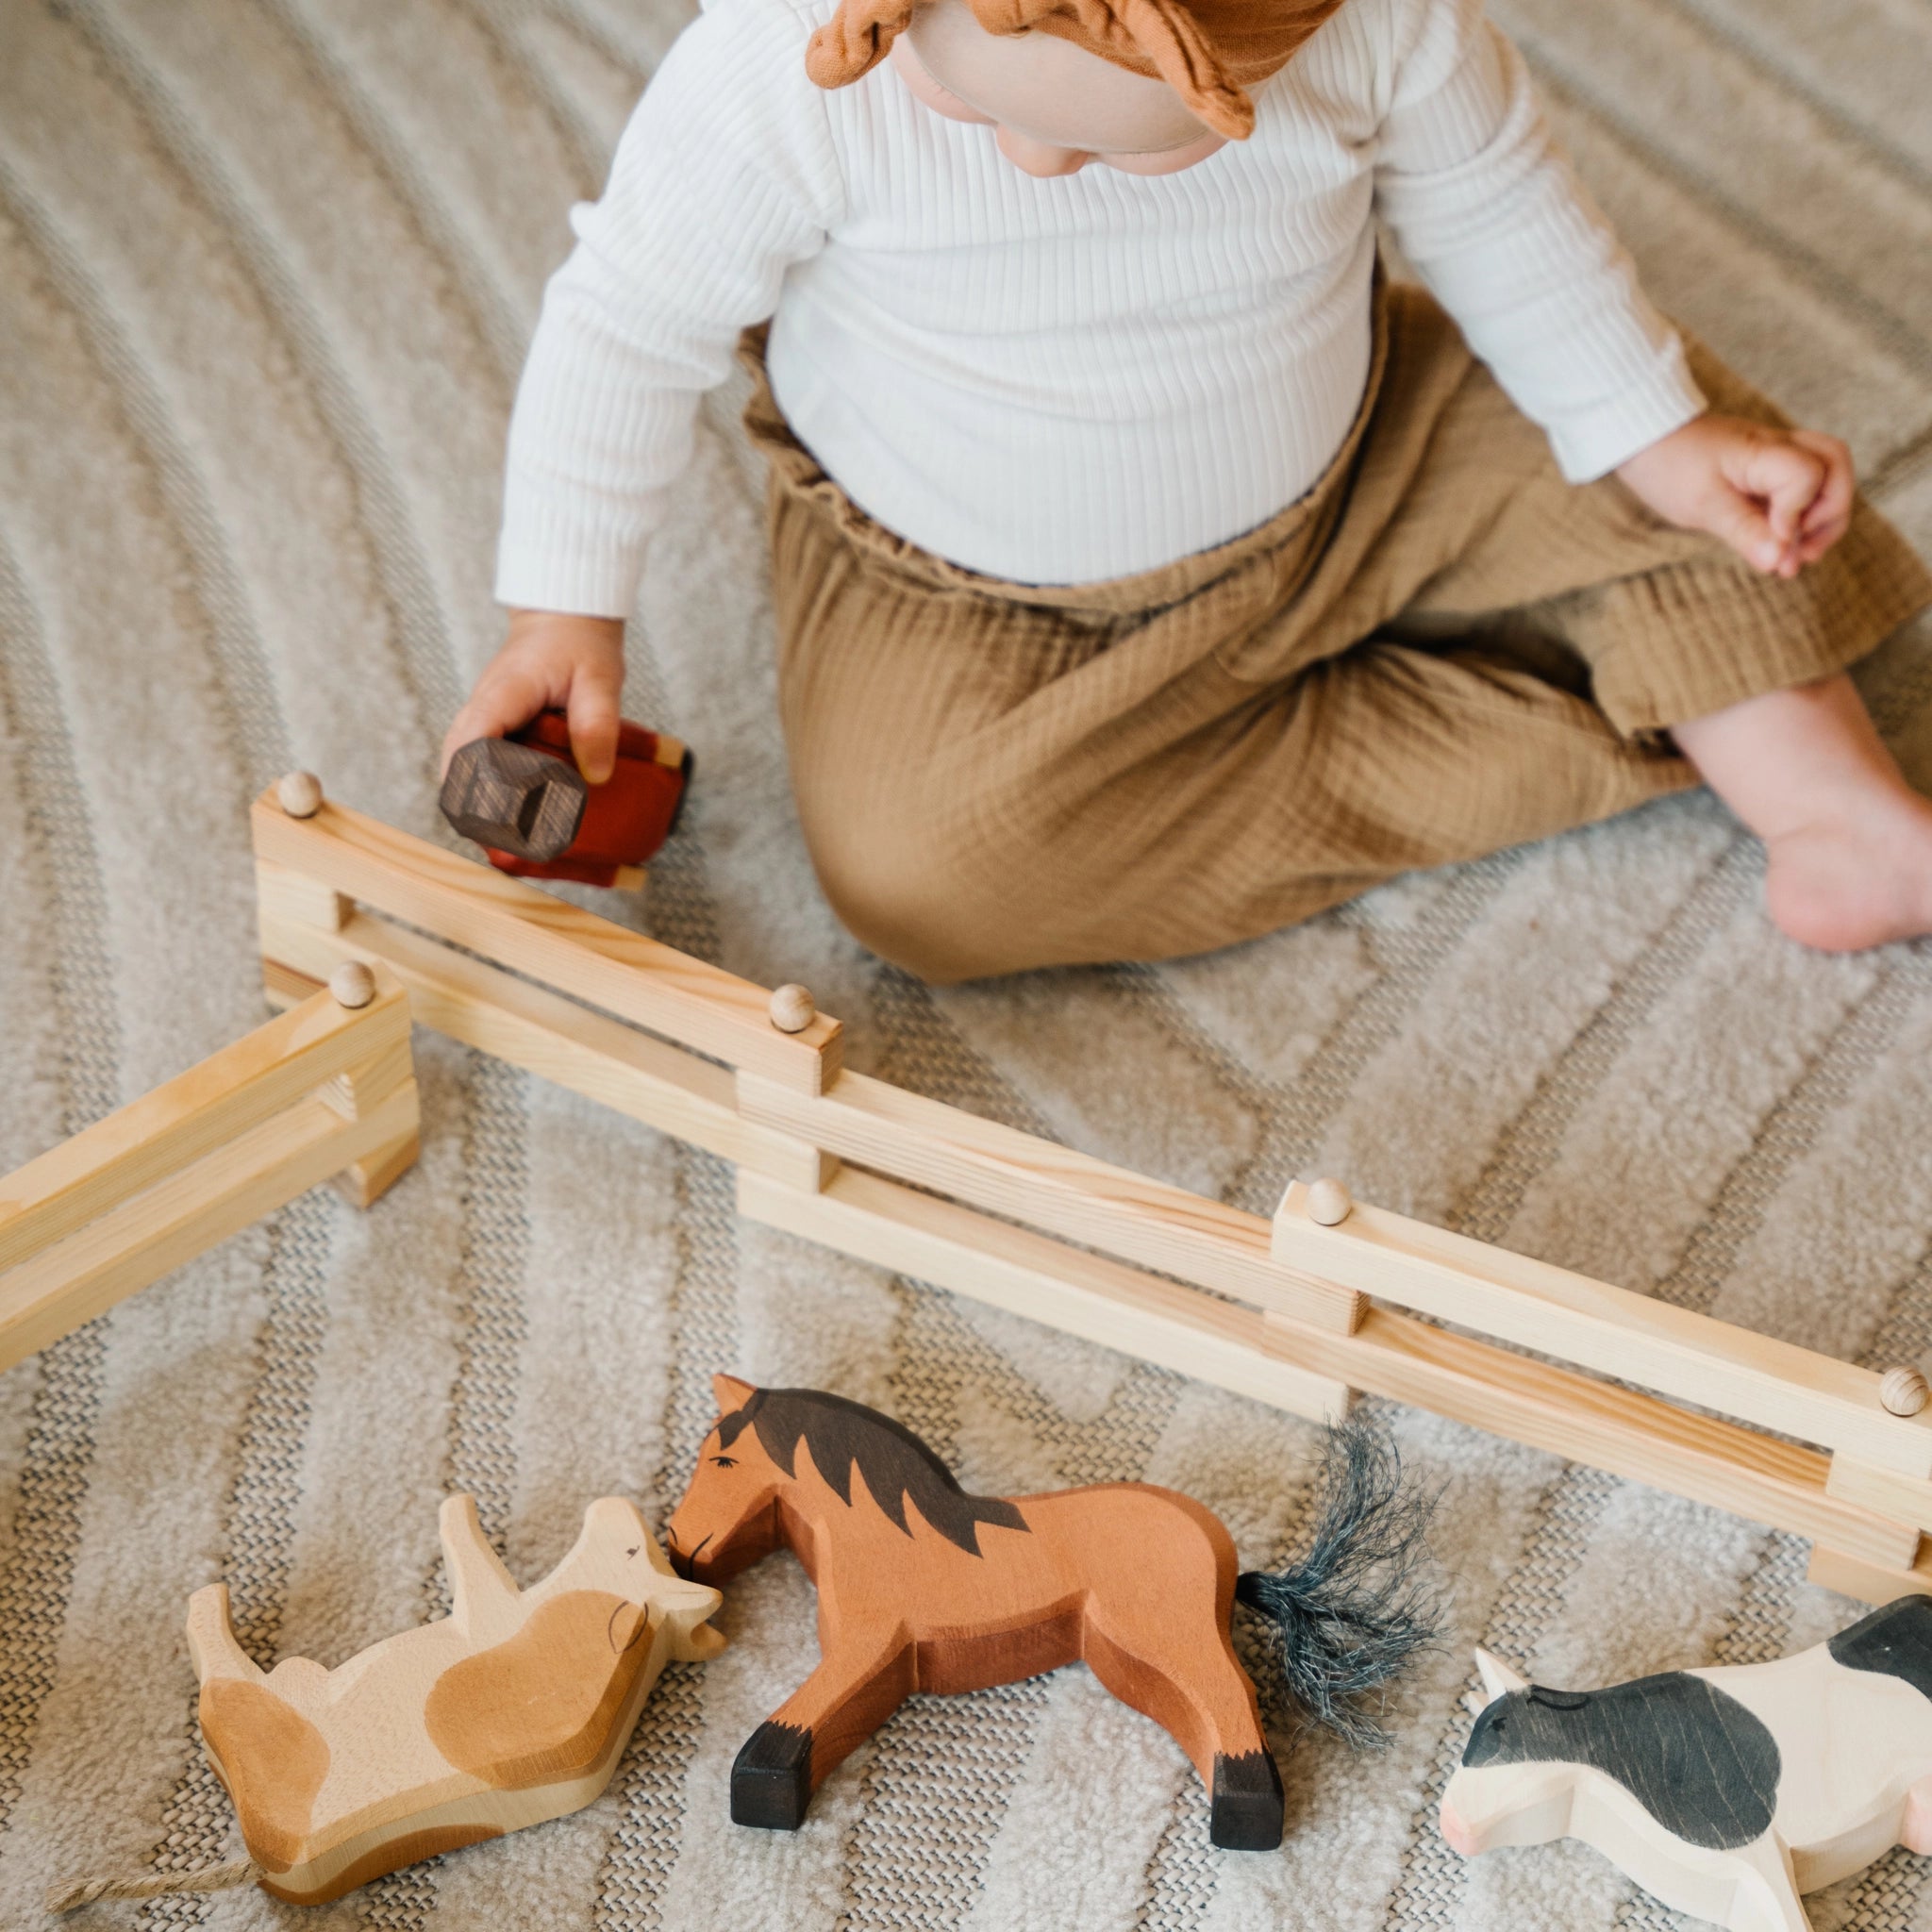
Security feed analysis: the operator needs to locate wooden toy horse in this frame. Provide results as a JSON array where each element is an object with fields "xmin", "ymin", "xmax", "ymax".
[
  {"xmin": 1439, "ymin": 1596, "xmax": 1932, "ymax": 1932},
  {"xmin": 186, "ymin": 1494, "xmax": 724, "ymax": 1904},
  {"xmin": 665, "ymin": 1375, "xmax": 1436, "ymax": 1849}
]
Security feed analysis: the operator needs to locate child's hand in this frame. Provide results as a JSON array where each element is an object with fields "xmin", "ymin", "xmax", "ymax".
[
  {"xmin": 1614, "ymin": 413, "xmax": 1855, "ymax": 580},
  {"xmin": 441, "ymin": 610, "xmax": 626, "ymax": 784}
]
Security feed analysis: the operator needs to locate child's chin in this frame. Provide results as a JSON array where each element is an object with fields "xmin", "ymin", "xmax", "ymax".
[{"xmin": 1099, "ymin": 133, "xmax": 1227, "ymax": 176}]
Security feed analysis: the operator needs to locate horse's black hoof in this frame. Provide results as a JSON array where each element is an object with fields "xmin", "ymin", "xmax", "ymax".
[
  {"xmin": 1209, "ymin": 1749, "xmax": 1285, "ymax": 1850},
  {"xmin": 731, "ymin": 1721, "xmax": 815, "ymax": 1830}
]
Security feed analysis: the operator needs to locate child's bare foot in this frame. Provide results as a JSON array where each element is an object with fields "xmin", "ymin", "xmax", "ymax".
[
  {"xmin": 1674, "ymin": 674, "xmax": 1932, "ymax": 954},
  {"xmin": 1762, "ymin": 792, "xmax": 1932, "ymax": 952}
]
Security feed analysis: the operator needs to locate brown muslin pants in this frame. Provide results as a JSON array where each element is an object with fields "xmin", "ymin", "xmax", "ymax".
[{"xmin": 743, "ymin": 284, "xmax": 1932, "ymax": 984}]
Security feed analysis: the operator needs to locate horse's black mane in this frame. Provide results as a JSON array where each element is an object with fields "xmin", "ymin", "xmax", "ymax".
[{"xmin": 719, "ymin": 1388, "xmax": 1027, "ymax": 1557}]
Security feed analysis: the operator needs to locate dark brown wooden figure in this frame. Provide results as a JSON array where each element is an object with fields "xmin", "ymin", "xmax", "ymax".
[
  {"xmin": 441, "ymin": 713, "xmax": 692, "ymax": 888},
  {"xmin": 441, "ymin": 736, "xmax": 588, "ymax": 862},
  {"xmin": 666, "ymin": 1375, "xmax": 1289, "ymax": 1849}
]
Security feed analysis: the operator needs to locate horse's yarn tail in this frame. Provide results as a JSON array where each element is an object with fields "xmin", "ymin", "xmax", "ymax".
[
  {"xmin": 47, "ymin": 1857, "xmax": 264, "ymax": 1915},
  {"xmin": 1234, "ymin": 1410, "xmax": 1441, "ymax": 1750}
]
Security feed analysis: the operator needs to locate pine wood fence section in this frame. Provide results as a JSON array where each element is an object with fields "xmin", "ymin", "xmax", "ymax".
[
  {"xmin": 0, "ymin": 962, "xmax": 420, "ymax": 1374},
  {"xmin": 252, "ymin": 783, "xmax": 1932, "ymax": 1605}
]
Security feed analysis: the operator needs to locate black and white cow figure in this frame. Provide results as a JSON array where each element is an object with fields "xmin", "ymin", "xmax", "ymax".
[{"xmin": 1440, "ymin": 1595, "xmax": 1932, "ymax": 1932}]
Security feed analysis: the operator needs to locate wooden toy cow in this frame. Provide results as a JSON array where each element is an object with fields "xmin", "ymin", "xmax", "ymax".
[
  {"xmin": 1439, "ymin": 1596, "xmax": 1932, "ymax": 1932},
  {"xmin": 187, "ymin": 1494, "xmax": 724, "ymax": 1904}
]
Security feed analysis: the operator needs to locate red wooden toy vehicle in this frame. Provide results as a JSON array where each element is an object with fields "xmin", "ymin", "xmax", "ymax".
[{"xmin": 440, "ymin": 711, "xmax": 691, "ymax": 890}]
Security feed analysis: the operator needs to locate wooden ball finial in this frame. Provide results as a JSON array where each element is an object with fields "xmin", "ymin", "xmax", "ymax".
[
  {"xmin": 277, "ymin": 771, "xmax": 324, "ymax": 819},
  {"xmin": 1307, "ymin": 1177, "xmax": 1353, "ymax": 1227},
  {"xmin": 1881, "ymin": 1366, "xmax": 1929, "ymax": 1418},
  {"xmin": 769, "ymin": 983, "xmax": 816, "ymax": 1034},
  {"xmin": 329, "ymin": 962, "xmax": 376, "ymax": 1011}
]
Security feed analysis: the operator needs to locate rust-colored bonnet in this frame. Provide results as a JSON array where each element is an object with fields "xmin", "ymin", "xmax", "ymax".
[{"xmin": 805, "ymin": 0, "xmax": 1350, "ymax": 141}]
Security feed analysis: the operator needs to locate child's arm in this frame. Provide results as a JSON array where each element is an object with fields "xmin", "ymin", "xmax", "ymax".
[
  {"xmin": 1371, "ymin": 0, "xmax": 1854, "ymax": 577},
  {"xmin": 453, "ymin": 0, "xmax": 844, "ymax": 776},
  {"xmin": 1372, "ymin": 0, "xmax": 1703, "ymax": 484}
]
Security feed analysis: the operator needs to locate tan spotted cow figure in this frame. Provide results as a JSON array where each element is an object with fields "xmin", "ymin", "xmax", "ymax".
[{"xmin": 187, "ymin": 1494, "xmax": 724, "ymax": 1904}]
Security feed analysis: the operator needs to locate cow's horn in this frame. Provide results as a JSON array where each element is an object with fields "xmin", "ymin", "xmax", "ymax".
[{"xmin": 1474, "ymin": 1647, "xmax": 1529, "ymax": 1703}]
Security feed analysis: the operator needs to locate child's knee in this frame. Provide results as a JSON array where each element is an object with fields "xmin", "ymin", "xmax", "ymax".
[{"xmin": 804, "ymin": 807, "xmax": 1016, "ymax": 984}]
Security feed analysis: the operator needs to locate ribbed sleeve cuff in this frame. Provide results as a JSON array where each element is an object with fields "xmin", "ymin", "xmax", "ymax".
[
  {"xmin": 1546, "ymin": 348, "xmax": 1708, "ymax": 485},
  {"xmin": 493, "ymin": 539, "xmax": 641, "ymax": 620}
]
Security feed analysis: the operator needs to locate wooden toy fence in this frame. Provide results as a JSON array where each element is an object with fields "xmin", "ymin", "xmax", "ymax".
[
  {"xmin": 0, "ymin": 959, "xmax": 418, "ymax": 1375},
  {"xmin": 242, "ymin": 779, "xmax": 1932, "ymax": 1608}
]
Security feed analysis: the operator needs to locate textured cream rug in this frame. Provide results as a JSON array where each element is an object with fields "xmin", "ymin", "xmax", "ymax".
[{"xmin": 2, "ymin": 0, "xmax": 1931, "ymax": 1925}]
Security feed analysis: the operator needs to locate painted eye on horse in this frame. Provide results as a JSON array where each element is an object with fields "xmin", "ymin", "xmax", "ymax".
[{"xmin": 711, "ymin": 1456, "xmax": 737, "ymax": 1468}]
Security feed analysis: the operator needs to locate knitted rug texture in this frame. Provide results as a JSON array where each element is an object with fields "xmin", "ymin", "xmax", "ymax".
[{"xmin": 2, "ymin": 0, "xmax": 1931, "ymax": 1924}]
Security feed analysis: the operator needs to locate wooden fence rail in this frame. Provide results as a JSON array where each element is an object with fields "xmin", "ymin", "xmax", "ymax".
[
  {"xmin": 251, "ymin": 781, "xmax": 1932, "ymax": 1607},
  {"xmin": 0, "ymin": 962, "xmax": 419, "ymax": 1376}
]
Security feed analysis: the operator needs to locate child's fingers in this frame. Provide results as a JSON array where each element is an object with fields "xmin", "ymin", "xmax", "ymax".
[
  {"xmin": 1701, "ymin": 482, "xmax": 1786, "ymax": 575},
  {"xmin": 1788, "ymin": 428, "xmax": 1856, "ymax": 542},
  {"xmin": 440, "ymin": 658, "xmax": 554, "ymax": 776},
  {"xmin": 565, "ymin": 659, "xmax": 624, "ymax": 785},
  {"xmin": 1726, "ymin": 435, "xmax": 1827, "ymax": 548},
  {"xmin": 1794, "ymin": 503, "xmax": 1852, "ymax": 566}
]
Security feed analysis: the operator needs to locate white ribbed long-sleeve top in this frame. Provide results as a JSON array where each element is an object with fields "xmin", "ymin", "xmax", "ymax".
[{"xmin": 495, "ymin": 0, "xmax": 1706, "ymax": 604}]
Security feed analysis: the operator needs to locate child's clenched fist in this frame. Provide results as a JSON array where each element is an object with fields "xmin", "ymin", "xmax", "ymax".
[{"xmin": 1617, "ymin": 414, "xmax": 1856, "ymax": 581}]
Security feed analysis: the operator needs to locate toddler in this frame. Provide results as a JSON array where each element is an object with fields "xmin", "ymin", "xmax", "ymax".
[{"xmin": 446, "ymin": 0, "xmax": 1932, "ymax": 981}]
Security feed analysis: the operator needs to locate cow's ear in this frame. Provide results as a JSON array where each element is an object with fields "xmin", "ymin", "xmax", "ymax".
[
  {"xmin": 711, "ymin": 1372, "xmax": 758, "ymax": 1414},
  {"xmin": 1474, "ymin": 1648, "xmax": 1529, "ymax": 1704}
]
